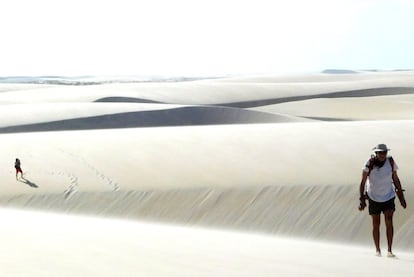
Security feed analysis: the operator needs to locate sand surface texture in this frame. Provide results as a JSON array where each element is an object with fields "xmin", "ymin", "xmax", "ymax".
[{"xmin": 1, "ymin": 71, "xmax": 414, "ymax": 275}]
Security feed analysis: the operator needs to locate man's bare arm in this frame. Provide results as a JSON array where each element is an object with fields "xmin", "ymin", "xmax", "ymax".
[
  {"xmin": 393, "ymin": 171, "xmax": 407, "ymax": 208},
  {"xmin": 359, "ymin": 171, "xmax": 368, "ymax": 211}
]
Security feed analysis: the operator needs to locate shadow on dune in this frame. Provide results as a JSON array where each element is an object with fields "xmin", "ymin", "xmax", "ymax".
[
  {"xmin": 220, "ymin": 87, "xmax": 414, "ymax": 108},
  {"xmin": 303, "ymin": 116, "xmax": 353, "ymax": 121},
  {"xmin": 95, "ymin": 97, "xmax": 163, "ymax": 104},
  {"xmin": 322, "ymin": 69, "xmax": 359, "ymax": 74},
  {"xmin": 93, "ymin": 87, "xmax": 414, "ymax": 108},
  {"xmin": 0, "ymin": 106, "xmax": 297, "ymax": 134},
  {"xmin": 19, "ymin": 177, "xmax": 39, "ymax": 188}
]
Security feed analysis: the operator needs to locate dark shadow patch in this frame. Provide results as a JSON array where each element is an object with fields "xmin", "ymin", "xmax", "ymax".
[
  {"xmin": 216, "ymin": 87, "xmax": 414, "ymax": 108},
  {"xmin": 91, "ymin": 87, "xmax": 414, "ymax": 108},
  {"xmin": 19, "ymin": 177, "xmax": 39, "ymax": 188},
  {"xmin": 302, "ymin": 117, "xmax": 354, "ymax": 122},
  {"xmin": 94, "ymin": 97, "xmax": 163, "ymax": 104},
  {"xmin": 322, "ymin": 69, "xmax": 359, "ymax": 74}
]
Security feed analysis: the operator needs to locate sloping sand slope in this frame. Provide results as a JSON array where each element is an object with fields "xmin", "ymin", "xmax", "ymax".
[{"xmin": 1, "ymin": 122, "xmax": 414, "ymax": 249}]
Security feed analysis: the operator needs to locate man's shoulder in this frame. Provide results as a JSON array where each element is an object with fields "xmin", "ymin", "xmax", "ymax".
[{"xmin": 388, "ymin": 156, "xmax": 399, "ymax": 171}]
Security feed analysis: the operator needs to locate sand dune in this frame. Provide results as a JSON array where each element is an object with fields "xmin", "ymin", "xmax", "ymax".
[
  {"xmin": 253, "ymin": 94, "xmax": 414, "ymax": 120},
  {"xmin": 1, "ymin": 184, "xmax": 411, "ymax": 249},
  {"xmin": 221, "ymin": 87, "xmax": 414, "ymax": 108},
  {"xmin": 92, "ymin": 87, "xmax": 414, "ymax": 108},
  {"xmin": 1, "ymin": 121, "xmax": 414, "ymax": 250},
  {"xmin": 0, "ymin": 104, "xmax": 305, "ymax": 133},
  {"xmin": 1, "ymin": 71, "xmax": 414, "ymax": 105},
  {"xmin": 212, "ymin": 70, "xmax": 414, "ymax": 83},
  {"xmin": 0, "ymin": 103, "xmax": 183, "ymax": 127},
  {"xmin": 1, "ymin": 71, "xmax": 414, "ymax": 275}
]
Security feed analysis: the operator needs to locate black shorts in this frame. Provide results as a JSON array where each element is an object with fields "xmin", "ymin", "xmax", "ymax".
[{"xmin": 368, "ymin": 197, "xmax": 395, "ymax": 215}]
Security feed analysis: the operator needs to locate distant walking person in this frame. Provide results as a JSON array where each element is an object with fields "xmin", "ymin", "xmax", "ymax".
[
  {"xmin": 358, "ymin": 144, "xmax": 407, "ymax": 257},
  {"xmin": 15, "ymin": 158, "xmax": 23, "ymax": 179}
]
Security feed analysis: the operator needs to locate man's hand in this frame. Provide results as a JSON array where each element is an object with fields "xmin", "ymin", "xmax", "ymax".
[
  {"xmin": 396, "ymin": 189, "xmax": 407, "ymax": 209},
  {"xmin": 358, "ymin": 197, "xmax": 366, "ymax": 211},
  {"xmin": 400, "ymin": 198, "xmax": 407, "ymax": 209}
]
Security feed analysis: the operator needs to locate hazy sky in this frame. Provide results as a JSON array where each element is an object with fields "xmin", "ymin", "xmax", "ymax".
[{"xmin": 1, "ymin": 0, "xmax": 413, "ymax": 76}]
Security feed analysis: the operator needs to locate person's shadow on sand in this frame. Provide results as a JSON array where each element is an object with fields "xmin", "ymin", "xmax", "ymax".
[{"xmin": 19, "ymin": 177, "xmax": 39, "ymax": 188}]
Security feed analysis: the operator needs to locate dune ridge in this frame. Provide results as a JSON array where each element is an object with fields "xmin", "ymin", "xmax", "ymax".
[
  {"xmin": 1, "ymin": 71, "xmax": 414, "ymax": 106},
  {"xmin": 218, "ymin": 87, "xmax": 414, "ymax": 108},
  {"xmin": 1, "ymin": 184, "xmax": 413, "ymax": 250},
  {"xmin": 0, "ymin": 106, "xmax": 305, "ymax": 134},
  {"xmin": 92, "ymin": 87, "xmax": 414, "ymax": 108}
]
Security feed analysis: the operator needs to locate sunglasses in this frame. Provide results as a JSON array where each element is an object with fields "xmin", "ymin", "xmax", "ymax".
[{"xmin": 377, "ymin": 151, "xmax": 387, "ymax": 155}]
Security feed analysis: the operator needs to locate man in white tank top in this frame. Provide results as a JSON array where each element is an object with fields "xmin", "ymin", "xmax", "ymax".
[{"xmin": 358, "ymin": 144, "xmax": 407, "ymax": 258}]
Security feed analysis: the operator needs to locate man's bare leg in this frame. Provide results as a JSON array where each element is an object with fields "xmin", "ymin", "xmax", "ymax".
[
  {"xmin": 372, "ymin": 214, "xmax": 381, "ymax": 255},
  {"xmin": 384, "ymin": 210, "xmax": 395, "ymax": 256}
]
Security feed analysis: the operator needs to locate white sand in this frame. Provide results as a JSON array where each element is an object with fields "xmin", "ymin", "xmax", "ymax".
[
  {"xmin": 1, "ymin": 71, "xmax": 414, "ymax": 275},
  {"xmin": 2, "ymin": 209, "xmax": 414, "ymax": 277}
]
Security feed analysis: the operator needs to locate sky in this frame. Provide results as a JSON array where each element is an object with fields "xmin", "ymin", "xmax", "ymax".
[{"xmin": 1, "ymin": 0, "xmax": 413, "ymax": 76}]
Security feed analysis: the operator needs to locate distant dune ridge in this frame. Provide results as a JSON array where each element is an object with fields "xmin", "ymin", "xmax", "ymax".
[
  {"xmin": 0, "ymin": 106, "xmax": 298, "ymax": 133},
  {"xmin": 1, "ymin": 70, "xmax": 414, "ymax": 275}
]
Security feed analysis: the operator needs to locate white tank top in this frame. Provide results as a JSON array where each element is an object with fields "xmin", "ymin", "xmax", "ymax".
[{"xmin": 363, "ymin": 158, "xmax": 397, "ymax": 202}]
